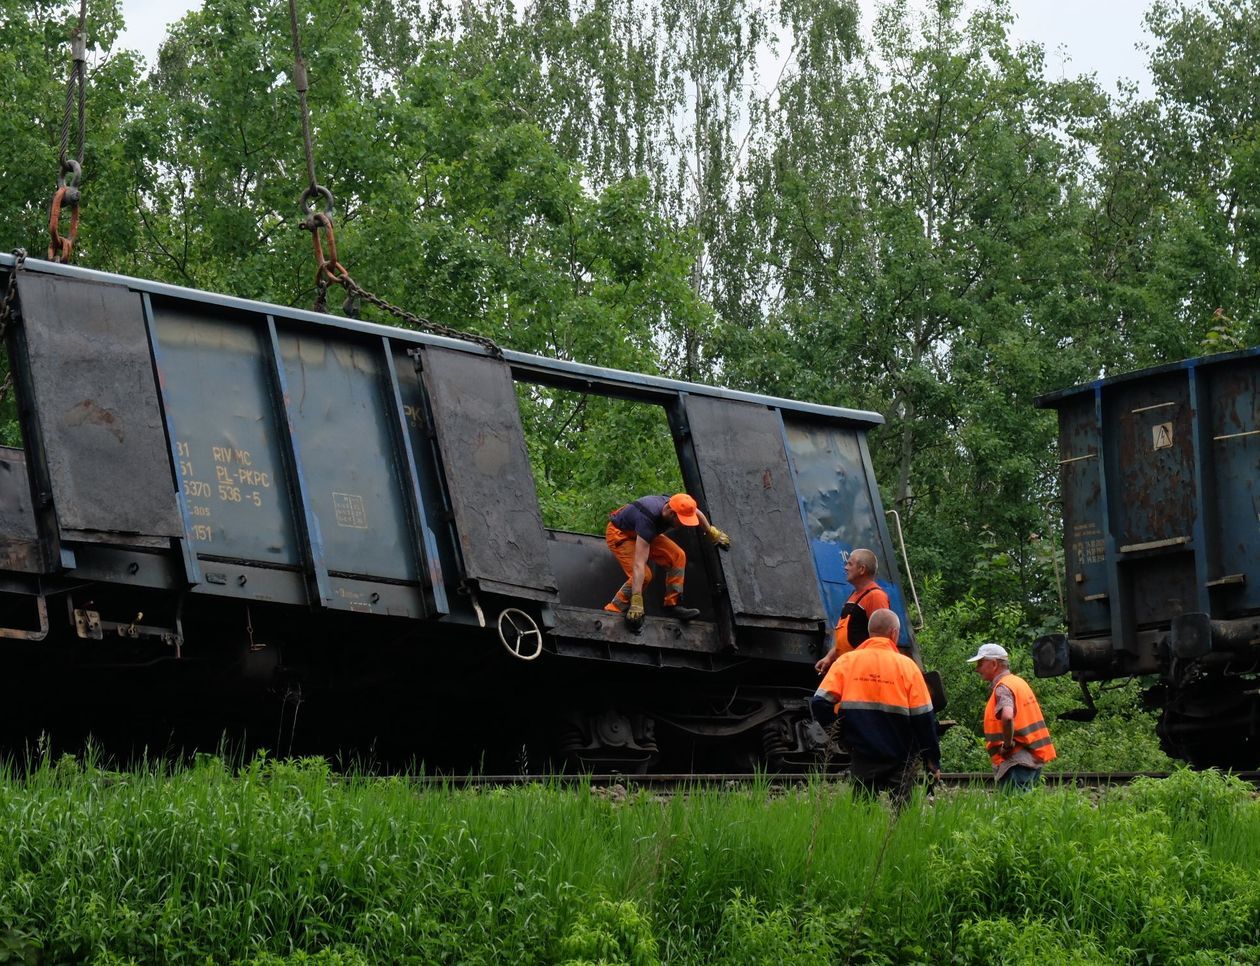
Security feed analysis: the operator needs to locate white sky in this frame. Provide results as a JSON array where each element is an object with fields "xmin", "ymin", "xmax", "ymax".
[{"xmin": 116, "ymin": 0, "xmax": 1155, "ymax": 95}]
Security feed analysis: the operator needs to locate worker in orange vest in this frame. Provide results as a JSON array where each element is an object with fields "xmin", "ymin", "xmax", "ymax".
[
  {"xmin": 967, "ymin": 642, "xmax": 1057, "ymax": 791},
  {"xmin": 604, "ymin": 493, "xmax": 730, "ymax": 629},
  {"xmin": 812, "ymin": 608, "xmax": 941, "ymax": 804},
  {"xmin": 814, "ymin": 548, "xmax": 891, "ymax": 676}
]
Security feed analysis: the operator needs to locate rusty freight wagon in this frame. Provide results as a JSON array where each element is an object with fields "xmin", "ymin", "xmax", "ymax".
[
  {"xmin": 0, "ymin": 253, "xmax": 923, "ymax": 771},
  {"xmin": 1036, "ymin": 348, "xmax": 1260, "ymax": 768}
]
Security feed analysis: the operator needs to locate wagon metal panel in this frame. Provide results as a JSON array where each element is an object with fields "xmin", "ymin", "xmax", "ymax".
[
  {"xmin": 275, "ymin": 326, "xmax": 418, "ymax": 582},
  {"xmin": 782, "ymin": 419, "xmax": 909, "ymax": 640},
  {"xmin": 0, "ymin": 448, "xmax": 39, "ymax": 573},
  {"xmin": 1041, "ymin": 349, "xmax": 1260, "ymax": 648},
  {"xmin": 15, "ymin": 273, "xmax": 181, "ymax": 541},
  {"xmin": 683, "ymin": 396, "xmax": 826, "ymax": 626},
  {"xmin": 1205, "ymin": 359, "xmax": 1260, "ymax": 616},
  {"xmin": 151, "ymin": 302, "xmax": 301, "ymax": 566},
  {"xmin": 1104, "ymin": 374, "xmax": 1196, "ymax": 552},
  {"xmin": 1103, "ymin": 373, "xmax": 1198, "ymax": 628},
  {"xmin": 417, "ymin": 346, "xmax": 557, "ymax": 601},
  {"xmin": 1057, "ymin": 394, "xmax": 1111, "ymax": 635}
]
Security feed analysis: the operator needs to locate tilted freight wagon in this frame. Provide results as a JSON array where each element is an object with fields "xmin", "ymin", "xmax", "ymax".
[
  {"xmin": 0, "ymin": 252, "xmax": 926, "ymax": 770},
  {"xmin": 1036, "ymin": 348, "xmax": 1260, "ymax": 768}
]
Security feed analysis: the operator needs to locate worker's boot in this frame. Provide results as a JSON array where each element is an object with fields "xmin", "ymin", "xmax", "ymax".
[{"xmin": 663, "ymin": 603, "xmax": 700, "ymax": 622}]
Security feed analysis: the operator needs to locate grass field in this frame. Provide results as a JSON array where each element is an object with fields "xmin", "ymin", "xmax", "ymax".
[{"xmin": 0, "ymin": 756, "xmax": 1257, "ymax": 964}]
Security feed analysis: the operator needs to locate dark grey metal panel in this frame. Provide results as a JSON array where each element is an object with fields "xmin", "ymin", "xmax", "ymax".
[
  {"xmin": 16, "ymin": 273, "xmax": 181, "ymax": 539},
  {"xmin": 0, "ymin": 447, "xmax": 40, "ymax": 572},
  {"xmin": 277, "ymin": 327, "xmax": 417, "ymax": 582},
  {"xmin": 151, "ymin": 304, "xmax": 301, "ymax": 566},
  {"xmin": 684, "ymin": 396, "xmax": 826, "ymax": 623},
  {"xmin": 419, "ymin": 346, "xmax": 557, "ymax": 601},
  {"xmin": 550, "ymin": 603, "xmax": 720, "ymax": 653}
]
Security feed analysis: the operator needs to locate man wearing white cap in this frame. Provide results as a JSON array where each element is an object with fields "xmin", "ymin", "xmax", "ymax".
[{"xmin": 967, "ymin": 642, "xmax": 1057, "ymax": 790}]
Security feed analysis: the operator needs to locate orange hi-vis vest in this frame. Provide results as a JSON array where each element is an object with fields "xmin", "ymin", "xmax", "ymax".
[
  {"xmin": 983, "ymin": 672, "xmax": 1056, "ymax": 767},
  {"xmin": 818, "ymin": 636, "xmax": 940, "ymax": 766}
]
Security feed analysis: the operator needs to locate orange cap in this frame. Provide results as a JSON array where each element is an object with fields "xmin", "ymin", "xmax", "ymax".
[{"xmin": 668, "ymin": 493, "xmax": 701, "ymax": 526}]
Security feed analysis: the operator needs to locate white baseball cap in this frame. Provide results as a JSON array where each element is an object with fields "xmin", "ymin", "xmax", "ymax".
[{"xmin": 966, "ymin": 642, "xmax": 1009, "ymax": 663}]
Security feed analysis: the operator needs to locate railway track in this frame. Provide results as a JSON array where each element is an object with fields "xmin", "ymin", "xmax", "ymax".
[{"xmin": 411, "ymin": 770, "xmax": 1260, "ymax": 791}]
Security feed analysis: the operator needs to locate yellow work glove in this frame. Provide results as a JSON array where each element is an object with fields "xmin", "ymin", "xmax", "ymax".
[
  {"xmin": 626, "ymin": 593, "xmax": 645, "ymax": 629},
  {"xmin": 707, "ymin": 525, "xmax": 731, "ymax": 550}
]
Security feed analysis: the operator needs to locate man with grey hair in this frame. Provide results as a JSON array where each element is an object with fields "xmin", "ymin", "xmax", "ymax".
[
  {"xmin": 968, "ymin": 643, "xmax": 1057, "ymax": 790},
  {"xmin": 815, "ymin": 548, "xmax": 891, "ymax": 676},
  {"xmin": 814, "ymin": 608, "xmax": 941, "ymax": 803}
]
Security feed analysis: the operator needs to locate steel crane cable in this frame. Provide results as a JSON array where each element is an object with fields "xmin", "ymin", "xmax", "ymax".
[
  {"xmin": 49, "ymin": 0, "xmax": 87, "ymax": 263},
  {"xmin": 284, "ymin": 1, "xmax": 503, "ymax": 359}
]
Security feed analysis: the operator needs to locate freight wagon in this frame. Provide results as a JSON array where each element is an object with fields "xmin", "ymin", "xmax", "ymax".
[
  {"xmin": 1036, "ymin": 348, "xmax": 1260, "ymax": 768},
  {"xmin": 0, "ymin": 252, "xmax": 927, "ymax": 771}
]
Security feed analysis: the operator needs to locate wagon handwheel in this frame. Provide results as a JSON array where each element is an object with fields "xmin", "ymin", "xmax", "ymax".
[{"xmin": 497, "ymin": 608, "xmax": 543, "ymax": 661}]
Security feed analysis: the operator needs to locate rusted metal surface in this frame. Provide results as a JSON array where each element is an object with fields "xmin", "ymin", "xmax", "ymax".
[
  {"xmin": 683, "ymin": 396, "xmax": 825, "ymax": 627},
  {"xmin": 0, "ymin": 593, "xmax": 48, "ymax": 641},
  {"xmin": 15, "ymin": 273, "xmax": 181, "ymax": 541},
  {"xmin": 1105, "ymin": 373, "xmax": 1195, "ymax": 558},
  {"xmin": 418, "ymin": 346, "xmax": 557, "ymax": 602},
  {"xmin": 1206, "ymin": 358, "xmax": 1260, "ymax": 616},
  {"xmin": 1103, "ymin": 372, "xmax": 1199, "ymax": 629},
  {"xmin": 1040, "ymin": 348, "xmax": 1260, "ymax": 683},
  {"xmin": 1057, "ymin": 394, "xmax": 1110, "ymax": 636}
]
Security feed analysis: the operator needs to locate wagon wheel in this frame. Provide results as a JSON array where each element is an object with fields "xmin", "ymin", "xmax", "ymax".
[{"xmin": 497, "ymin": 608, "xmax": 543, "ymax": 661}]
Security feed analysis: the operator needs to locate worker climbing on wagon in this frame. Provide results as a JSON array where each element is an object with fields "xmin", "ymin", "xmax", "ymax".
[
  {"xmin": 604, "ymin": 493, "xmax": 730, "ymax": 629},
  {"xmin": 814, "ymin": 548, "xmax": 891, "ymax": 676}
]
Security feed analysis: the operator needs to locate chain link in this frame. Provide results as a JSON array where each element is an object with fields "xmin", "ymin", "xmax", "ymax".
[
  {"xmin": 49, "ymin": 0, "xmax": 87, "ymax": 264},
  {"xmin": 0, "ymin": 250, "xmax": 28, "ymax": 343},
  {"xmin": 338, "ymin": 269, "xmax": 504, "ymax": 359},
  {"xmin": 284, "ymin": 1, "xmax": 502, "ymax": 357}
]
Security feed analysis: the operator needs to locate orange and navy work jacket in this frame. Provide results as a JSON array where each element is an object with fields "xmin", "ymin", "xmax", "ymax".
[
  {"xmin": 833, "ymin": 584, "xmax": 891, "ymax": 657},
  {"xmin": 983, "ymin": 672, "xmax": 1056, "ymax": 767},
  {"xmin": 819, "ymin": 637, "xmax": 940, "ymax": 766}
]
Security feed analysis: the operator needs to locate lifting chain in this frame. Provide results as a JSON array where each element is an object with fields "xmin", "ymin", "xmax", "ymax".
[
  {"xmin": 49, "ymin": 0, "xmax": 88, "ymax": 263},
  {"xmin": 0, "ymin": 249, "xmax": 27, "ymax": 343},
  {"xmin": 284, "ymin": 0, "xmax": 503, "ymax": 359},
  {"xmin": 0, "ymin": 249, "xmax": 25, "ymax": 410}
]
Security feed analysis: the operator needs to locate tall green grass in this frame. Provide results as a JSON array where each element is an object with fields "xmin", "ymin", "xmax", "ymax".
[{"xmin": 0, "ymin": 756, "xmax": 1258, "ymax": 964}]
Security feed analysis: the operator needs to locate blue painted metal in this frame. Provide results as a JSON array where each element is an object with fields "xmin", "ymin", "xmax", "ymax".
[
  {"xmin": 781, "ymin": 419, "xmax": 914, "ymax": 650},
  {"xmin": 1187, "ymin": 367, "xmax": 1212, "ymax": 615},
  {"xmin": 150, "ymin": 303, "xmax": 302, "ymax": 569},
  {"xmin": 1039, "ymin": 349, "xmax": 1260, "ymax": 656}
]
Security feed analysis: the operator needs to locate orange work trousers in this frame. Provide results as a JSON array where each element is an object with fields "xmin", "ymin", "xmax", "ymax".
[{"xmin": 604, "ymin": 522, "xmax": 686, "ymax": 611}]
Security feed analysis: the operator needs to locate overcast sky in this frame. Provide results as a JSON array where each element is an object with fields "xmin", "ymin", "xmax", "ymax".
[{"xmin": 116, "ymin": 0, "xmax": 1156, "ymax": 95}]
